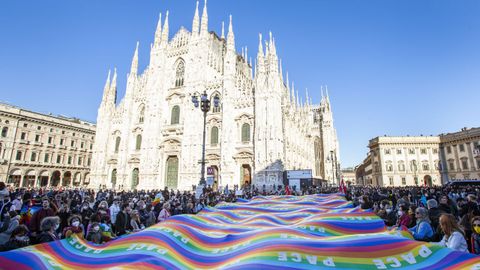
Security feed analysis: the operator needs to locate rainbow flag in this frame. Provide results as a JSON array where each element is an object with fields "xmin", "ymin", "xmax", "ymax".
[
  {"xmin": 1, "ymin": 194, "xmax": 479, "ymax": 269},
  {"xmin": 152, "ymin": 192, "xmax": 164, "ymax": 206},
  {"xmin": 19, "ymin": 204, "xmax": 41, "ymax": 227}
]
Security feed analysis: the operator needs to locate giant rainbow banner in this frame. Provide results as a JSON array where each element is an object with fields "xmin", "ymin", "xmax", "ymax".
[{"xmin": 1, "ymin": 194, "xmax": 480, "ymax": 269}]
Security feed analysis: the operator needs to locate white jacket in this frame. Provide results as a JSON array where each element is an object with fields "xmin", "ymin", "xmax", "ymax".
[{"xmin": 435, "ymin": 231, "xmax": 468, "ymax": 252}]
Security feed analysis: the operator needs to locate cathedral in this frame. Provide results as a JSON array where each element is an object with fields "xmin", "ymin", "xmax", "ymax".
[{"xmin": 90, "ymin": 1, "xmax": 340, "ymax": 191}]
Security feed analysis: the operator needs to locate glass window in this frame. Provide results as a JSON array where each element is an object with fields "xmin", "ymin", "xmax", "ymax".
[
  {"xmin": 384, "ymin": 149, "xmax": 391, "ymax": 155},
  {"xmin": 1, "ymin": 127, "xmax": 7, "ymax": 137},
  {"xmin": 80, "ymin": 142, "xmax": 84, "ymax": 149},
  {"xmin": 389, "ymin": 177, "xmax": 393, "ymax": 185},
  {"xmin": 30, "ymin": 152, "xmax": 36, "ymax": 162},
  {"xmin": 402, "ymin": 177, "xmax": 406, "ymax": 185},
  {"xmin": 462, "ymin": 160, "xmax": 468, "ymax": 170},
  {"xmin": 421, "ymin": 148, "xmax": 427, "ymax": 154},
  {"xmin": 409, "ymin": 148, "xmax": 415, "ymax": 154},
  {"xmin": 241, "ymin": 123, "xmax": 250, "ymax": 142},
  {"xmin": 136, "ymin": 134, "xmax": 142, "ymax": 150},
  {"xmin": 71, "ymin": 140, "xmax": 75, "ymax": 147},
  {"xmin": 44, "ymin": 153, "xmax": 49, "ymax": 163},
  {"xmin": 447, "ymin": 146, "xmax": 452, "ymax": 154},
  {"xmin": 78, "ymin": 157, "xmax": 82, "ymax": 165},
  {"xmin": 60, "ymin": 139, "xmax": 64, "ymax": 145},
  {"xmin": 15, "ymin": 151, "xmax": 22, "ymax": 160},
  {"xmin": 48, "ymin": 137, "xmax": 53, "ymax": 144},
  {"xmin": 23, "ymin": 123, "xmax": 28, "ymax": 128},
  {"xmin": 68, "ymin": 156, "xmax": 72, "ymax": 164},
  {"xmin": 139, "ymin": 106, "xmax": 145, "ymax": 123},
  {"xmin": 171, "ymin": 105, "xmax": 180, "ymax": 125},
  {"xmin": 212, "ymin": 94, "xmax": 221, "ymax": 113},
  {"xmin": 175, "ymin": 60, "xmax": 185, "ymax": 87},
  {"xmin": 396, "ymin": 149, "xmax": 402, "ymax": 155},
  {"xmin": 35, "ymin": 134, "xmax": 40, "ymax": 142},
  {"xmin": 423, "ymin": 163, "xmax": 429, "ymax": 171},
  {"xmin": 459, "ymin": 144, "xmax": 465, "ymax": 152},
  {"xmin": 449, "ymin": 161, "xmax": 455, "ymax": 170},
  {"xmin": 56, "ymin": 155, "xmax": 61, "ymax": 164},
  {"xmin": 20, "ymin": 132, "xmax": 26, "ymax": 140},
  {"xmin": 88, "ymin": 158, "xmax": 91, "ymax": 166},
  {"xmin": 211, "ymin": 127, "xmax": 219, "ymax": 145},
  {"xmin": 115, "ymin": 137, "xmax": 121, "ymax": 153}
]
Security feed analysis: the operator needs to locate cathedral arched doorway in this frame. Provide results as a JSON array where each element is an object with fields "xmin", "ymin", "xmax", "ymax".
[
  {"xmin": 111, "ymin": 169, "xmax": 117, "ymax": 189},
  {"xmin": 240, "ymin": 164, "xmax": 251, "ymax": 187},
  {"xmin": 424, "ymin": 175, "xmax": 433, "ymax": 187},
  {"xmin": 131, "ymin": 168, "xmax": 139, "ymax": 190},
  {"xmin": 62, "ymin": 171, "xmax": 72, "ymax": 186},
  {"xmin": 165, "ymin": 156, "xmax": 179, "ymax": 190},
  {"xmin": 51, "ymin": 171, "xmax": 61, "ymax": 187}
]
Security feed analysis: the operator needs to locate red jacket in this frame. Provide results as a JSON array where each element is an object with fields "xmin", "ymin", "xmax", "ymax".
[{"xmin": 29, "ymin": 208, "xmax": 56, "ymax": 234}]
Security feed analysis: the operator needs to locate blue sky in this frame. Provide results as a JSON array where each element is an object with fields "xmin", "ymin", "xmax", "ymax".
[{"xmin": 0, "ymin": 0, "xmax": 479, "ymax": 168}]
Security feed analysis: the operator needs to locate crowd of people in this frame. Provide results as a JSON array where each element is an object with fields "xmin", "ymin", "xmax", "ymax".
[
  {"xmin": 1, "ymin": 181, "xmax": 480, "ymax": 256},
  {"xmin": 346, "ymin": 185, "xmax": 480, "ymax": 254}
]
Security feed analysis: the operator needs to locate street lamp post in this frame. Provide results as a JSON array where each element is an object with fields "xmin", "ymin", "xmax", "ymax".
[{"xmin": 191, "ymin": 91, "xmax": 219, "ymax": 186}]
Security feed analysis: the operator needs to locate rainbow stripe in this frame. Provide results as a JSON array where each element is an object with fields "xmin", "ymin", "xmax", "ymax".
[{"xmin": 1, "ymin": 194, "xmax": 479, "ymax": 269}]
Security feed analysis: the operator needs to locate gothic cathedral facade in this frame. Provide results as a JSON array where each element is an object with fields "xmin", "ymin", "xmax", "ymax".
[{"xmin": 90, "ymin": 1, "xmax": 340, "ymax": 191}]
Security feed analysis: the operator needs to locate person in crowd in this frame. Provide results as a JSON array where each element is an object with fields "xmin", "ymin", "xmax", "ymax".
[
  {"xmin": 460, "ymin": 194, "xmax": 480, "ymax": 251},
  {"xmin": 9, "ymin": 193, "xmax": 22, "ymax": 213},
  {"xmin": 359, "ymin": 195, "xmax": 373, "ymax": 210},
  {"xmin": 470, "ymin": 216, "xmax": 480, "ymax": 254},
  {"xmin": 109, "ymin": 197, "xmax": 121, "ymax": 225},
  {"xmin": 0, "ymin": 211, "xmax": 20, "ymax": 245},
  {"xmin": 115, "ymin": 203, "xmax": 132, "ymax": 236},
  {"xmin": 62, "ymin": 215, "xmax": 84, "ymax": 239},
  {"xmin": 130, "ymin": 210, "xmax": 143, "ymax": 233},
  {"xmin": 394, "ymin": 205, "xmax": 411, "ymax": 228},
  {"xmin": 29, "ymin": 197, "xmax": 56, "ymax": 238},
  {"xmin": 408, "ymin": 205, "xmax": 417, "ymax": 228},
  {"xmin": 80, "ymin": 201, "xmax": 94, "ymax": 230},
  {"xmin": 433, "ymin": 213, "xmax": 468, "ymax": 252},
  {"xmin": 0, "ymin": 225, "xmax": 30, "ymax": 251},
  {"xmin": 37, "ymin": 216, "xmax": 61, "ymax": 244},
  {"xmin": 158, "ymin": 203, "xmax": 171, "ymax": 222},
  {"xmin": 438, "ymin": 195, "xmax": 454, "ymax": 215},
  {"xmin": 408, "ymin": 207, "xmax": 434, "ymax": 241},
  {"xmin": 427, "ymin": 199, "xmax": 442, "ymax": 232},
  {"xmin": 86, "ymin": 222, "xmax": 103, "ymax": 244}
]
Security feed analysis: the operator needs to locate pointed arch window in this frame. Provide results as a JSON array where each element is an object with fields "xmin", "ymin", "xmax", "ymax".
[
  {"xmin": 211, "ymin": 126, "xmax": 219, "ymax": 145},
  {"xmin": 212, "ymin": 94, "xmax": 221, "ymax": 113},
  {"xmin": 138, "ymin": 105, "xmax": 145, "ymax": 123},
  {"xmin": 241, "ymin": 123, "xmax": 250, "ymax": 142},
  {"xmin": 171, "ymin": 105, "xmax": 180, "ymax": 125},
  {"xmin": 136, "ymin": 134, "xmax": 142, "ymax": 150},
  {"xmin": 114, "ymin": 137, "xmax": 121, "ymax": 153},
  {"xmin": 175, "ymin": 60, "xmax": 185, "ymax": 87}
]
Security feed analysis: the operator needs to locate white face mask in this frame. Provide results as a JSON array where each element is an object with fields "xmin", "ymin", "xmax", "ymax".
[
  {"xmin": 386, "ymin": 208, "xmax": 392, "ymax": 214},
  {"xmin": 398, "ymin": 210, "xmax": 403, "ymax": 216},
  {"xmin": 72, "ymin": 221, "xmax": 80, "ymax": 227},
  {"xmin": 54, "ymin": 223, "xmax": 60, "ymax": 230},
  {"xmin": 15, "ymin": 236, "xmax": 29, "ymax": 242},
  {"xmin": 93, "ymin": 226, "xmax": 100, "ymax": 232}
]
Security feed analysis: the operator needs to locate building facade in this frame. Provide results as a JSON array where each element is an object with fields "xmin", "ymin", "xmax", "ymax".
[
  {"xmin": 360, "ymin": 136, "xmax": 442, "ymax": 187},
  {"xmin": 0, "ymin": 103, "xmax": 95, "ymax": 187},
  {"xmin": 90, "ymin": 2, "xmax": 339, "ymax": 191},
  {"xmin": 439, "ymin": 127, "xmax": 480, "ymax": 181},
  {"xmin": 356, "ymin": 127, "xmax": 480, "ymax": 187}
]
